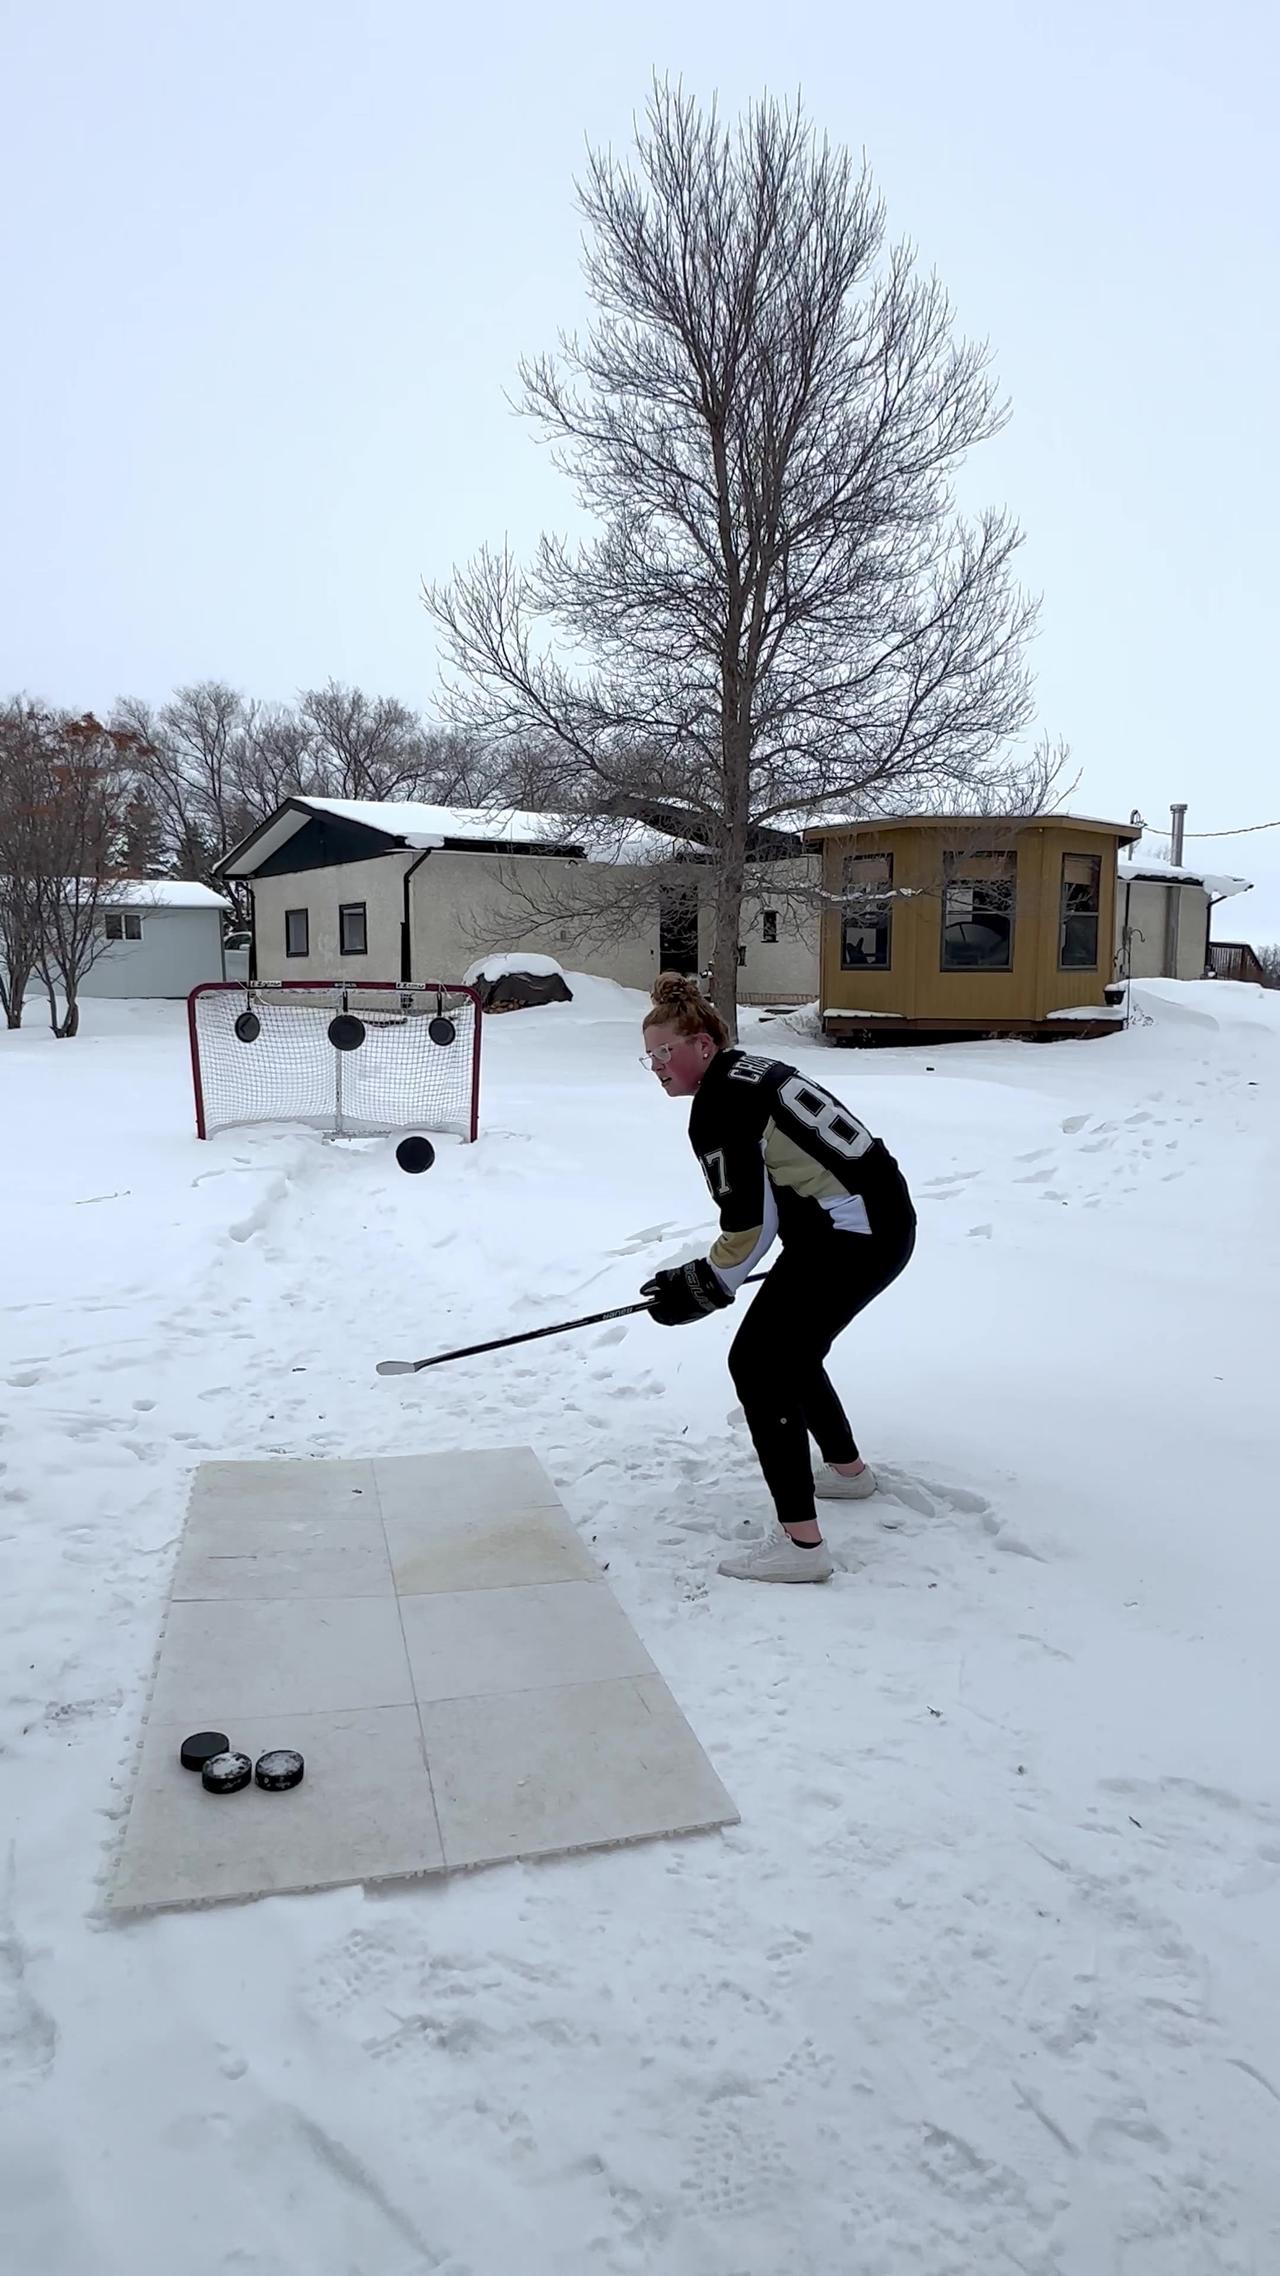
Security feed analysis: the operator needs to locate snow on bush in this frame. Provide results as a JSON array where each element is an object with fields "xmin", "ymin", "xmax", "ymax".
[{"xmin": 463, "ymin": 952, "xmax": 567, "ymax": 987}]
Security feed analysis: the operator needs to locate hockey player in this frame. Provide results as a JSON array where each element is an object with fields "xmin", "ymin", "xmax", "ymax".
[{"xmin": 640, "ymin": 971, "xmax": 916, "ymax": 1583}]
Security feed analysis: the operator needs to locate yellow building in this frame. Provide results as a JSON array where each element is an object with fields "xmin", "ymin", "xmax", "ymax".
[{"xmin": 805, "ymin": 814, "xmax": 1141, "ymax": 1043}]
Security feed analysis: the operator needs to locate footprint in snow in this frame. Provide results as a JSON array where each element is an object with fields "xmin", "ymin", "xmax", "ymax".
[{"xmin": 872, "ymin": 1467, "xmax": 1044, "ymax": 1559}]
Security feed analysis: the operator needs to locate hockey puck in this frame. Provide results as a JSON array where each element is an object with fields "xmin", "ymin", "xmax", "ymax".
[
  {"xmin": 233, "ymin": 1010, "xmax": 261, "ymax": 1045},
  {"xmin": 428, "ymin": 1014, "xmax": 456, "ymax": 1047},
  {"xmin": 395, "ymin": 1135, "xmax": 435, "ymax": 1175},
  {"xmin": 255, "ymin": 1748, "xmax": 305, "ymax": 1792},
  {"xmin": 328, "ymin": 1012, "xmax": 366, "ymax": 1052},
  {"xmin": 201, "ymin": 1750, "xmax": 253, "ymax": 1795},
  {"xmin": 180, "ymin": 1729, "xmax": 231, "ymax": 1773}
]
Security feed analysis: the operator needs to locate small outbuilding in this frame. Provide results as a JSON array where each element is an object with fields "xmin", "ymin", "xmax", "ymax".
[
  {"xmin": 81, "ymin": 881, "xmax": 233, "ymax": 999},
  {"xmin": 805, "ymin": 813, "xmax": 1142, "ymax": 1043},
  {"xmin": 1116, "ymin": 853, "xmax": 1252, "ymax": 982}
]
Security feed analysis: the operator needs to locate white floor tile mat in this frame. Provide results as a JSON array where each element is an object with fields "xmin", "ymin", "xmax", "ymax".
[{"xmin": 111, "ymin": 1450, "xmax": 737, "ymax": 1910}]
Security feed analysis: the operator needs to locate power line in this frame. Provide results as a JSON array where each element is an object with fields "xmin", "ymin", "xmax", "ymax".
[{"xmin": 1184, "ymin": 819, "xmax": 1280, "ymax": 839}]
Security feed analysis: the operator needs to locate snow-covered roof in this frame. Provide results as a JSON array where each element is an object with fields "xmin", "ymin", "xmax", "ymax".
[
  {"xmin": 299, "ymin": 796, "xmax": 585, "ymax": 852},
  {"xmin": 100, "ymin": 879, "xmax": 230, "ymax": 910},
  {"xmin": 1118, "ymin": 854, "xmax": 1252, "ymax": 900},
  {"xmin": 218, "ymin": 794, "xmax": 686, "ymax": 877}
]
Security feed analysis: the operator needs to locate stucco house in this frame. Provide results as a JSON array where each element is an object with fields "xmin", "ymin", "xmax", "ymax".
[
  {"xmin": 214, "ymin": 796, "xmax": 818, "ymax": 1005},
  {"xmin": 1115, "ymin": 852, "xmax": 1252, "ymax": 981},
  {"xmin": 213, "ymin": 795, "xmax": 1265, "ymax": 1024}
]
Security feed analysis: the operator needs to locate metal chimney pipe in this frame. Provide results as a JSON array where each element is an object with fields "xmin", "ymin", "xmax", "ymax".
[{"xmin": 1170, "ymin": 803, "xmax": 1187, "ymax": 866}]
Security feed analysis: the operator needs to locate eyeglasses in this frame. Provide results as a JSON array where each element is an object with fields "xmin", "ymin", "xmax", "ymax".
[{"xmin": 639, "ymin": 1043, "xmax": 677, "ymax": 1070}]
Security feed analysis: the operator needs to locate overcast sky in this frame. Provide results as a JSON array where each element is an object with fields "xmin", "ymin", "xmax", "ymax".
[{"xmin": 2, "ymin": 0, "xmax": 1277, "ymax": 930}]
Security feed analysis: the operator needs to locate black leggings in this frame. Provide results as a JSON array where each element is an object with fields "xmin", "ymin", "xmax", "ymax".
[{"xmin": 727, "ymin": 1215, "xmax": 917, "ymax": 1532}]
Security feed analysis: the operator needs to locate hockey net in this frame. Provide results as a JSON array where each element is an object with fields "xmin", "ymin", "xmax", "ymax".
[{"xmin": 188, "ymin": 981, "xmax": 481, "ymax": 1141}]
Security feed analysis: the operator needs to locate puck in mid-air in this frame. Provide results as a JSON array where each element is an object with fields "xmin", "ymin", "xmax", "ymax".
[
  {"xmin": 201, "ymin": 1750, "xmax": 253, "ymax": 1795},
  {"xmin": 395, "ymin": 1136, "xmax": 435, "ymax": 1175},
  {"xmin": 180, "ymin": 1729, "xmax": 232, "ymax": 1773},
  {"xmin": 255, "ymin": 1749, "xmax": 305, "ymax": 1792}
]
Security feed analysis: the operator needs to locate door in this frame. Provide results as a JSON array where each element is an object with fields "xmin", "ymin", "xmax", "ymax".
[{"xmin": 658, "ymin": 880, "xmax": 699, "ymax": 974}]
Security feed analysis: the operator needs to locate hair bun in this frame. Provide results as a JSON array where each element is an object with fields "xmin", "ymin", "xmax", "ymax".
[
  {"xmin": 645, "ymin": 970, "xmax": 732, "ymax": 1053},
  {"xmin": 650, "ymin": 971, "xmax": 701, "ymax": 1014}
]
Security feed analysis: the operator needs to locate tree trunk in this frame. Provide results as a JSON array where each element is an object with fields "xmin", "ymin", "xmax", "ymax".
[
  {"xmin": 709, "ymin": 790, "xmax": 749, "ymax": 1037},
  {"xmin": 2, "ymin": 967, "xmax": 31, "ymax": 1027},
  {"xmin": 709, "ymin": 863, "xmax": 745, "ymax": 1040},
  {"xmin": 708, "ymin": 687, "xmax": 751, "ymax": 1036},
  {"xmin": 55, "ymin": 992, "xmax": 81, "ymax": 1039}
]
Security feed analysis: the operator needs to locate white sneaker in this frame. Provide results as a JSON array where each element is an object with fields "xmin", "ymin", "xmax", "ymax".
[
  {"xmin": 718, "ymin": 1532, "xmax": 834, "ymax": 1584},
  {"xmin": 814, "ymin": 1464, "xmax": 878, "ymax": 1501}
]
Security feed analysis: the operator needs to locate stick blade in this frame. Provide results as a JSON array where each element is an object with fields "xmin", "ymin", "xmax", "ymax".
[{"xmin": 376, "ymin": 1359, "xmax": 418, "ymax": 1376}]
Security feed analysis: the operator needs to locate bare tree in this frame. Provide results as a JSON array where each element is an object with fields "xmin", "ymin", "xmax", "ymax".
[
  {"xmin": 1256, "ymin": 943, "xmax": 1280, "ymax": 989},
  {"xmin": 0, "ymin": 700, "xmax": 47, "ymax": 1026},
  {"xmin": 115, "ymin": 682, "xmax": 252, "ymax": 881},
  {"xmin": 298, "ymin": 682, "xmax": 435, "ymax": 801},
  {"xmin": 425, "ymin": 84, "xmax": 1051, "ymax": 1032},
  {"xmin": 0, "ymin": 708, "xmax": 135, "ymax": 1037},
  {"xmin": 239, "ymin": 704, "xmax": 320, "ymax": 814},
  {"xmin": 117, "ymin": 683, "xmax": 322, "ymax": 883}
]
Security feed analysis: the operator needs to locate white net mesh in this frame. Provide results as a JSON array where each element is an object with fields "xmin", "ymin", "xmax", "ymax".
[{"xmin": 190, "ymin": 982, "xmax": 480, "ymax": 1140}]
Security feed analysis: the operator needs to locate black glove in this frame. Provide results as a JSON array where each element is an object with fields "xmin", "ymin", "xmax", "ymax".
[{"xmin": 641, "ymin": 1258, "xmax": 733, "ymax": 1327}]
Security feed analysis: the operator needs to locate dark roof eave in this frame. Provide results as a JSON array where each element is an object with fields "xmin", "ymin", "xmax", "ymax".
[
  {"xmin": 215, "ymin": 799, "xmax": 406, "ymax": 878},
  {"xmin": 803, "ymin": 814, "xmax": 1144, "ymax": 846}
]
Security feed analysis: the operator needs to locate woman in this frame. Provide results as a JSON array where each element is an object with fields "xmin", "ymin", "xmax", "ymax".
[{"xmin": 639, "ymin": 972, "xmax": 916, "ymax": 1583}]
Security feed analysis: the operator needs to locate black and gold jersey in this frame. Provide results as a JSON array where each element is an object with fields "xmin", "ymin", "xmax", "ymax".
[{"xmin": 688, "ymin": 1048, "xmax": 913, "ymax": 1290}]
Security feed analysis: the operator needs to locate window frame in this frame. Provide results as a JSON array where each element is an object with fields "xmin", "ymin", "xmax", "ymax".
[
  {"xmin": 940, "ymin": 849, "xmax": 1017, "ymax": 973},
  {"xmin": 103, "ymin": 911, "xmax": 143, "ymax": 943},
  {"xmin": 762, "ymin": 909, "xmax": 778, "ymax": 945},
  {"xmin": 1058, "ymin": 852, "xmax": 1102, "ymax": 971},
  {"xmin": 285, "ymin": 907, "xmax": 310, "ymax": 959},
  {"xmin": 840, "ymin": 852, "xmax": 893, "ymax": 972},
  {"xmin": 338, "ymin": 901, "xmax": 369, "ymax": 957}
]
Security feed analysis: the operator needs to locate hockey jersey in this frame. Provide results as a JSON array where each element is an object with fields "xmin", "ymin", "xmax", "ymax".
[{"xmin": 688, "ymin": 1049, "xmax": 913, "ymax": 1292}]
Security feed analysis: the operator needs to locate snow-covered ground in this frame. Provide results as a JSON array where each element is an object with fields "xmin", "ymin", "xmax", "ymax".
[{"xmin": 2, "ymin": 978, "xmax": 1278, "ymax": 2276}]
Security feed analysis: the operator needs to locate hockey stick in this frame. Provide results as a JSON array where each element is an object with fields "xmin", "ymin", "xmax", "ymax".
[{"xmin": 376, "ymin": 1273, "xmax": 768, "ymax": 1376}]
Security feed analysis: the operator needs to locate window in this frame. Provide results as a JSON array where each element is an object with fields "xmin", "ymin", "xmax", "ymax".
[
  {"xmin": 762, "ymin": 910, "xmax": 778, "ymax": 945},
  {"xmin": 840, "ymin": 854, "xmax": 892, "ymax": 970},
  {"xmin": 285, "ymin": 908, "xmax": 309, "ymax": 958},
  {"xmin": 1059, "ymin": 853, "xmax": 1101, "ymax": 969},
  {"xmin": 339, "ymin": 901, "xmax": 368, "ymax": 956},
  {"xmin": 103, "ymin": 912, "xmax": 143, "ymax": 943},
  {"xmin": 941, "ymin": 851, "xmax": 1016, "ymax": 970}
]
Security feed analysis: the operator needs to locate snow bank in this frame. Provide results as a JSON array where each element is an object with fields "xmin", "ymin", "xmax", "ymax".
[{"xmin": 3, "ymin": 983, "xmax": 1279, "ymax": 2271}]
